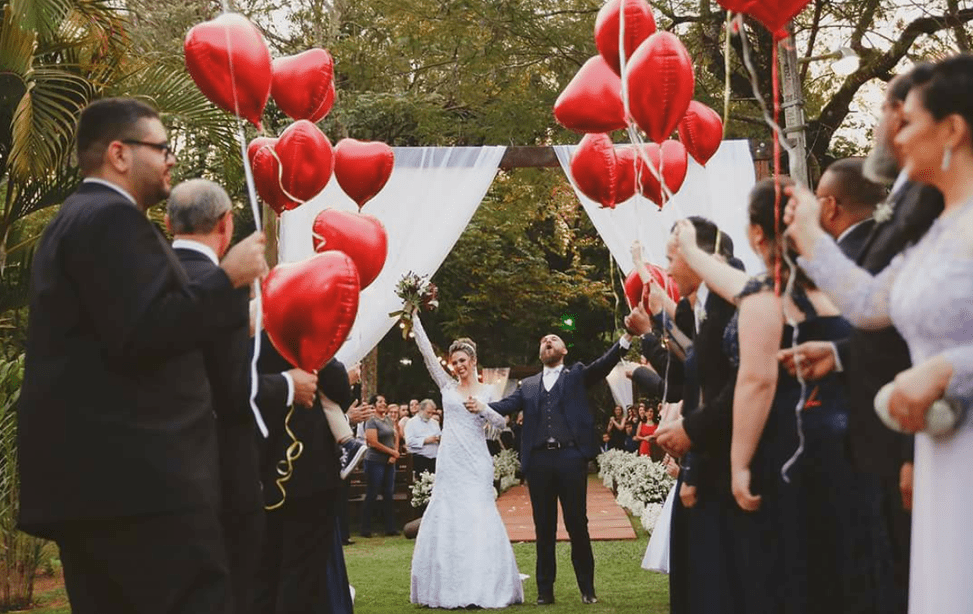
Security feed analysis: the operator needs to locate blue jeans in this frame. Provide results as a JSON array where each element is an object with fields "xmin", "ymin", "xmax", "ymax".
[{"xmin": 361, "ymin": 459, "xmax": 396, "ymax": 535}]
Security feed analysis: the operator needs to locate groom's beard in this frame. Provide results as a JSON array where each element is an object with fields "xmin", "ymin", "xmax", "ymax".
[{"xmin": 864, "ymin": 133, "xmax": 900, "ymax": 184}]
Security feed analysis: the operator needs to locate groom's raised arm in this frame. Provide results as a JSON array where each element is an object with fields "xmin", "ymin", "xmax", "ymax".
[
  {"xmin": 582, "ymin": 338, "xmax": 627, "ymax": 387},
  {"xmin": 490, "ymin": 385, "xmax": 525, "ymax": 417}
]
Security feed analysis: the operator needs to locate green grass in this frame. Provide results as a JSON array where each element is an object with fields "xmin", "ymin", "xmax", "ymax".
[
  {"xmin": 345, "ymin": 516, "xmax": 670, "ymax": 613},
  {"xmin": 21, "ymin": 498, "xmax": 671, "ymax": 613}
]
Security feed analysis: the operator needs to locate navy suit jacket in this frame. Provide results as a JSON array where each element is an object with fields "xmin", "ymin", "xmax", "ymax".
[{"xmin": 490, "ymin": 342, "xmax": 624, "ymax": 473}]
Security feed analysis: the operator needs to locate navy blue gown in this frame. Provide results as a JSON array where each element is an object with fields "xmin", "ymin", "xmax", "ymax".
[{"xmin": 724, "ymin": 277, "xmax": 894, "ymax": 614}]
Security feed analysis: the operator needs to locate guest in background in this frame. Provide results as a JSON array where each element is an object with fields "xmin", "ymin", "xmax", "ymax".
[
  {"xmin": 623, "ymin": 423, "xmax": 639, "ymax": 454},
  {"xmin": 635, "ymin": 404, "xmax": 657, "ymax": 457},
  {"xmin": 406, "ymin": 399, "xmax": 441, "ymax": 477},
  {"xmin": 606, "ymin": 405, "xmax": 627, "ymax": 450},
  {"xmin": 361, "ymin": 395, "xmax": 400, "ymax": 537}
]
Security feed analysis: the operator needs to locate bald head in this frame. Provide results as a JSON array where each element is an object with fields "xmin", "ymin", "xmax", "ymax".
[{"xmin": 167, "ymin": 179, "xmax": 232, "ymax": 235}]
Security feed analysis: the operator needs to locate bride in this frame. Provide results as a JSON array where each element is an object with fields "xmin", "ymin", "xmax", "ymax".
[{"xmin": 409, "ymin": 313, "xmax": 524, "ymax": 608}]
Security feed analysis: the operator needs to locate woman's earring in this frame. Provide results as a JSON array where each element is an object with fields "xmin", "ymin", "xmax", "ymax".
[{"xmin": 941, "ymin": 147, "xmax": 953, "ymax": 172}]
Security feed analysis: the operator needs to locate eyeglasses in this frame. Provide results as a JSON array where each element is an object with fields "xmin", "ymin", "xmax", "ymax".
[{"xmin": 121, "ymin": 139, "xmax": 175, "ymax": 161}]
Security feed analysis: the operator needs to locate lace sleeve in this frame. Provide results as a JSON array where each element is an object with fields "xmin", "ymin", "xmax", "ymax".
[
  {"xmin": 476, "ymin": 401, "xmax": 508, "ymax": 430},
  {"xmin": 412, "ymin": 314, "xmax": 454, "ymax": 391},
  {"xmin": 942, "ymin": 345, "xmax": 973, "ymax": 408},
  {"xmin": 798, "ymin": 234, "xmax": 903, "ymax": 330}
]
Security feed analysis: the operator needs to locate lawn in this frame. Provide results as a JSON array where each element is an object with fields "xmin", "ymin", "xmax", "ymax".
[
  {"xmin": 21, "ymin": 512, "xmax": 670, "ymax": 613},
  {"xmin": 344, "ymin": 517, "xmax": 670, "ymax": 614}
]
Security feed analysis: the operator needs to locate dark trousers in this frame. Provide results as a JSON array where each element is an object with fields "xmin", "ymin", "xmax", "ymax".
[
  {"xmin": 222, "ymin": 509, "xmax": 265, "ymax": 614},
  {"xmin": 337, "ymin": 479, "xmax": 351, "ymax": 542},
  {"xmin": 254, "ymin": 490, "xmax": 345, "ymax": 614},
  {"xmin": 525, "ymin": 447, "xmax": 593, "ymax": 597},
  {"xmin": 361, "ymin": 458, "xmax": 396, "ymax": 535},
  {"xmin": 412, "ymin": 454, "xmax": 436, "ymax": 478},
  {"xmin": 57, "ymin": 508, "xmax": 229, "ymax": 614}
]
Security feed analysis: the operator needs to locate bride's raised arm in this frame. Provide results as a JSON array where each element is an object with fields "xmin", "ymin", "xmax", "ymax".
[{"xmin": 412, "ymin": 313, "xmax": 455, "ymax": 391}]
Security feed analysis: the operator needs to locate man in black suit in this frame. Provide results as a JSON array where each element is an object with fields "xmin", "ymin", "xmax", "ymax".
[
  {"xmin": 18, "ymin": 98, "xmax": 268, "ymax": 614},
  {"xmin": 254, "ymin": 341, "xmax": 355, "ymax": 613},
  {"xmin": 166, "ymin": 178, "xmax": 319, "ymax": 614},
  {"xmin": 470, "ymin": 324, "xmax": 642, "ymax": 605},
  {"xmin": 642, "ymin": 219, "xmax": 741, "ymax": 614},
  {"xmin": 780, "ymin": 67, "xmax": 943, "ymax": 614},
  {"xmin": 814, "ymin": 157, "xmax": 885, "ymax": 258}
]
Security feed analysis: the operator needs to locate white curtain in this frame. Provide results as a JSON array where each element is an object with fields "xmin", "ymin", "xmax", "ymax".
[
  {"xmin": 605, "ymin": 361, "xmax": 635, "ymax": 409},
  {"xmin": 279, "ymin": 146, "xmax": 507, "ymax": 366},
  {"xmin": 554, "ymin": 140, "xmax": 762, "ymax": 277}
]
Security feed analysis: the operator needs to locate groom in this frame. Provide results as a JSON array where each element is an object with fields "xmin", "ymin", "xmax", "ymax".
[{"xmin": 467, "ymin": 322, "xmax": 644, "ymax": 605}]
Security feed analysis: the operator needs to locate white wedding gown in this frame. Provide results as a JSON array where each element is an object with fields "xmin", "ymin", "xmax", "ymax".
[{"xmin": 409, "ymin": 316, "xmax": 524, "ymax": 608}]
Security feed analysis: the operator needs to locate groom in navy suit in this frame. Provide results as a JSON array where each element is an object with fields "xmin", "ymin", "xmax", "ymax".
[{"xmin": 469, "ymin": 322, "xmax": 644, "ymax": 605}]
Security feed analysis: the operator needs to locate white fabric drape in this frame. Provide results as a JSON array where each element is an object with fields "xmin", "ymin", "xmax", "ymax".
[
  {"xmin": 279, "ymin": 146, "xmax": 507, "ymax": 367},
  {"xmin": 605, "ymin": 361, "xmax": 635, "ymax": 409},
  {"xmin": 554, "ymin": 140, "xmax": 762, "ymax": 277}
]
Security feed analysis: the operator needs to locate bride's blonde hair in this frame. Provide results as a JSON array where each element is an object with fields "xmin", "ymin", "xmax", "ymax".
[{"xmin": 449, "ymin": 337, "xmax": 477, "ymax": 361}]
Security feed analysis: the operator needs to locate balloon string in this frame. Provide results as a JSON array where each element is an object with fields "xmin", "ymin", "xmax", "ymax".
[
  {"xmin": 220, "ymin": 0, "xmax": 268, "ymax": 438},
  {"xmin": 722, "ymin": 11, "xmax": 732, "ymax": 135},
  {"xmin": 772, "ymin": 42, "xmax": 782, "ymax": 296}
]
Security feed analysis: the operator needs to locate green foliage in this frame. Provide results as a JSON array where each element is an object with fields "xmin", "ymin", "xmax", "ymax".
[{"xmin": 0, "ymin": 353, "xmax": 45, "ymax": 611}]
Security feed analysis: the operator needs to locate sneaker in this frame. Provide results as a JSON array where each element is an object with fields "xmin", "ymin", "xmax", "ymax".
[{"xmin": 339, "ymin": 438, "xmax": 367, "ymax": 480}]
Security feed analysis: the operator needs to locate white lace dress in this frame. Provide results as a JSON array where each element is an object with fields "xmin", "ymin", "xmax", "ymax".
[
  {"xmin": 409, "ymin": 316, "xmax": 524, "ymax": 608},
  {"xmin": 800, "ymin": 198, "xmax": 973, "ymax": 614}
]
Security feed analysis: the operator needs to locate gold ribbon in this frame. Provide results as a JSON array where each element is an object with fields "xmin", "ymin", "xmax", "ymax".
[{"xmin": 264, "ymin": 403, "xmax": 304, "ymax": 511}]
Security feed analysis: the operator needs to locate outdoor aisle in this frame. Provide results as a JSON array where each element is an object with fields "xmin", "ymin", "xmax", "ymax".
[{"xmin": 498, "ymin": 477, "xmax": 637, "ymax": 542}]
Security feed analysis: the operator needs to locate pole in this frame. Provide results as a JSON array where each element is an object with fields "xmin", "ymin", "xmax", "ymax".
[{"xmin": 778, "ymin": 33, "xmax": 809, "ymax": 186}]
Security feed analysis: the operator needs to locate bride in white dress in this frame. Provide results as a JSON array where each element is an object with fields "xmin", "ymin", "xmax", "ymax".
[{"xmin": 409, "ymin": 314, "xmax": 524, "ymax": 608}]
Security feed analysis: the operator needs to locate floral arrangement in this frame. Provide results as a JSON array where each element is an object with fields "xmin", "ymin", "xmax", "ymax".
[
  {"xmin": 493, "ymin": 448, "xmax": 521, "ymax": 493},
  {"xmin": 597, "ymin": 449, "xmax": 674, "ymax": 533},
  {"xmin": 389, "ymin": 271, "xmax": 439, "ymax": 338},
  {"xmin": 410, "ymin": 470, "xmax": 436, "ymax": 508}
]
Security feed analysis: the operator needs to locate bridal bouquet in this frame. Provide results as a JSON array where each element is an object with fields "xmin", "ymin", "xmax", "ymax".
[
  {"xmin": 389, "ymin": 271, "xmax": 439, "ymax": 338},
  {"xmin": 410, "ymin": 470, "xmax": 436, "ymax": 508}
]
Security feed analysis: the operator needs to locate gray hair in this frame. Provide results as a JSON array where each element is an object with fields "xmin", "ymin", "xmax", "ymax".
[
  {"xmin": 419, "ymin": 399, "xmax": 436, "ymax": 413},
  {"xmin": 167, "ymin": 178, "xmax": 232, "ymax": 234}
]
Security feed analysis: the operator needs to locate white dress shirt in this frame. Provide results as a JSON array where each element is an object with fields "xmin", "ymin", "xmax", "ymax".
[
  {"xmin": 83, "ymin": 177, "xmax": 137, "ymax": 206},
  {"xmin": 405, "ymin": 414, "xmax": 441, "ymax": 459}
]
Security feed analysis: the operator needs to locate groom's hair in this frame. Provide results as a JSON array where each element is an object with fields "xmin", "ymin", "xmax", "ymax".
[{"xmin": 671, "ymin": 216, "xmax": 733, "ymax": 259}]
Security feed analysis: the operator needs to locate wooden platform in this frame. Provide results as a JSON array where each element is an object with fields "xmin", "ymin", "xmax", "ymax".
[{"xmin": 497, "ymin": 477, "xmax": 637, "ymax": 542}]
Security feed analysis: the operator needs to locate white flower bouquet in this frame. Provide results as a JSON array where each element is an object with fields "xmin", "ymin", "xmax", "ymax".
[{"xmin": 410, "ymin": 470, "xmax": 436, "ymax": 508}]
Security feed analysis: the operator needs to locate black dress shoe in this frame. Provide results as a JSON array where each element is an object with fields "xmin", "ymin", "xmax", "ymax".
[
  {"xmin": 536, "ymin": 594, "xmax": 555, "ymax": 605},
  {"xmin": 581, "ymin": 592, "xmax": 598, "ymax": 604}
]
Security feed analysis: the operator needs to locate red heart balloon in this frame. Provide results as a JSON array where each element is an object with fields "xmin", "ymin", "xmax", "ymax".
[
  {"xmin": 624, "ymin": 265, "xmax": 681, "ymax": 309},
  {"xmin": 184, "ymin": 13, "xmax": 272, "ymax": 129},
  {"xmin": 333, "ymin": 139, "xmax": 395, "ymax": 209},
  {"xmin": 614, "ymin": 146, "xmax": 638, "ymax": 204},
  {"xmin": 636, "ymin": 139, "xmax": 689, "ymax": 208},
  {"xmin": 626, "ymin": 32, "xmax": 695, "ymax": 144},
  {"xmin": 678, "ymin": 101, "xmax": 724, "ymax": 166},
  {"xmin": 571, "ymin": 133, "xmax": 620, "ymax": 209},
  {"xmin": 263, "ymin": 252, "xmax": 361, "ymax": 372},
  {"xmin": 248, "ymin": 137, "xmax": 293, "ymax": 215},
  {"xmin": 594, "ymin": 0, "xmax": 657, "ymax": 76},
  {"xmin": 311, "ymin": 209, "xmax": 388, "ymax": 289},
  {"xmin": 250, "ymin": 121, "xmax": 334, "ymax": 213},
  {"xmin": 725, "ymin": 0, "xmax": 812, "ymax": 38},
  {"xmin": 554, "ymin": 56, "xmax": 628, "ymax": 134},
  {"xmin": 271, "ymin": 49, "xmax": 336, "ymax": 122}
]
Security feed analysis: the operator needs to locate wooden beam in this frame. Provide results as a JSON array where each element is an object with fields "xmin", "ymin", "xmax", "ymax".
[{"xmin": 497, "ymin": 140, "xmax": 772, "ymax": 170}]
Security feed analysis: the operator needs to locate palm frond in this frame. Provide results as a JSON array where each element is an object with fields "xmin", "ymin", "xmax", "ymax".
[{"xmin": 8, "ymin": 68, "xmax": 91, "ymax": 181}]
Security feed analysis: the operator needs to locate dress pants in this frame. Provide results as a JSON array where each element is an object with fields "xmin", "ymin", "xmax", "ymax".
[
  {"xmin": 57, "ymin": 508, "xmax": 228, "ymax": 614},
  {"xmin": 412, "ymin": 454, "xmax": 436, "ymax": 477},
  {"xmin": 525, "ymin": 447, "xmax": 594, "ymax": 597},
  {"xmin": 254, "ymin": 489, "xmax": 343, "ymax": 614},
  {"xmin": 221, "ymin": 509, "xmax": 265, "ymax": 614}
]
